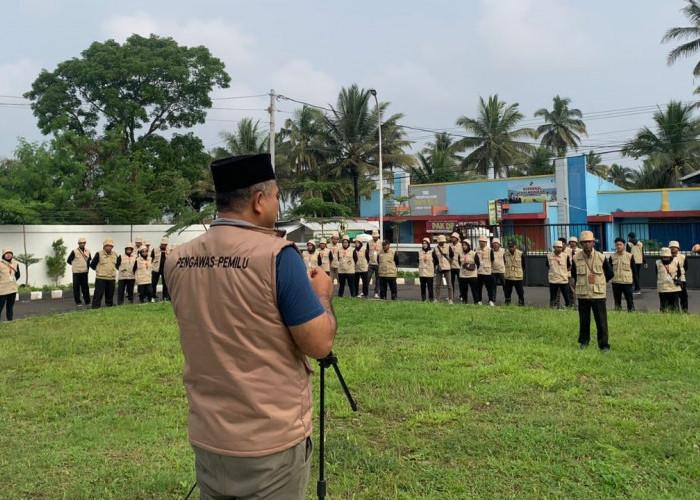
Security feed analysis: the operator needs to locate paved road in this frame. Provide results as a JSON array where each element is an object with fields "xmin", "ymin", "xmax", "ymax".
[{"xmin": 7, "ymin": 284, "xmax": 699, "ymax": 321}]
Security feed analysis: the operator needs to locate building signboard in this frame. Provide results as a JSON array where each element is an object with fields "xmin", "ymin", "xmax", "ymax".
[{"xmin": 408, "ymin": 185, "xmax": 447, "ymax": 215}]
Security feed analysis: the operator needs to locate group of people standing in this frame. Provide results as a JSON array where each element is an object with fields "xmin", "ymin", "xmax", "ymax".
[{"xmin": 66, "ymin": 236, "xmax": 171, "ymax": 309}]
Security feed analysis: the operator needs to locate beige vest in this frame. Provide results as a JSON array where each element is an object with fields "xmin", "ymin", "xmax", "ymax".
[
  {"xmin": 164, "ymin": 223, "xmax": 312, "ymax": 458},
  {"xmin": 329, "ymin": 243, "xmax": 340, "ymax": 269},
  {"xmin": 71, "ymin": 247, "xmax": 91, "ymax": 273},
  {"xmin": 95, "ymin": 251, "xmax": 118, "ymax": 280},
  {"xmin": 418, "ymin": 249, "xmax": 435, "ymax": 278},
  {"xmin": 317, "ymin": 248, "xmax": 331, "ymax": 272},
  {"xmin": 547, "ymin": 252, "xmax": 569, "ymax": 284},
  {"xmin": 450, "ymin": 243, "xmax": 462, "ymax": 270},
  {"xmin": 338, "ymin": 246, "xmax": 355, "ymax": 274},
  {"xmin": 476, "ymin": 247, "xmax": 492, "ymax": 275},
  {"xmin": 504, "ymin": 249, "xmax": 524, "ymax": 281},
  {"xmin": 118, "ymin": 254, "xmax": 136, "ymax": 280},
  {"xmin": 354, "ymin": 245, "xmax": 369, "ymax": 273},
  {"xmin": 152, "ymin": 247, "xmax": 169, "ymax": 270},
  {"xmin": 368, "ymin": 240, "xmax": 381, "ymax": 266},
  {"xmin": 656, "ymin": 259, "xmax": 682, "ymax": 293},
  {"xmin": 610, "ymin": 252, "xmax": 633, "ymax": 284},
  {"xmin": 134, "ymin": 256, "xmax": 153, "ymax": 285},
  {"xmin": 301, "ymin": 250, "xmax": 317, "ymax": 270},
  {"xmin": 435, "ymin": 245, "xmax": 451, "ymax": 272},
  {"xmin": 676, "ymin": 254, "xmax": 687, "ymax": 282},
  {"xmin": 574, "ymin": 250, "xmax": 607, "ymax": 299},
  {"xmin": 378, "ymin": 249, "xmax": 398, "ymax": 277},
  {"xmin": 564, "ymin": 247, "xmax": 580, "ymax": 277},
  {"xmin": 459, "ymin": 250, "xmax": 478, "ymax": 279},
  {"xmin": 629, "ymin": 241, "xmax": 643, "ymax": 263},
  {"xmin": 491, "ymin": 248, "xmax": 506, "ymax": 274},
  {"xmin": 0, "ymin": 259, "xmax": 19, "ymax": 295}
]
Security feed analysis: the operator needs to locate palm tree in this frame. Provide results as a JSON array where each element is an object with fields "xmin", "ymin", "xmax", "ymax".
[
  {"xmin": 214, "ymin": 117, "xmax": 268, "ymax": 158},
  {"xmin": 662, "ymin": 0, "xmax": 700, "ymax": 76},
  {"xmin": 511, "ymin": 146, "xmax": 555, "ymax": 177},
  {"xmin": 586, "ymin": 150, "xmax": 609, "ymax": 177},
  {"xmin": 534, "ymin": 96, "xmax": 587, "ymax": 157},
  {"xmin": 409, "ymin": 133, "xmax": 461, "ymax": 184},
  {"xmin": 622, "ymin": 101, "xmax": 700, "ymax": 187},
  {"xmin": 607, "ymin": 163, "xmax": 635, "ymax": 189},
  {"xmin": 454, "ymin": 95, "xmax": 536, "ymax": 179},
  {"xmin": 629, "ymin": 157, "xmax": 676, "ymax": 189}
]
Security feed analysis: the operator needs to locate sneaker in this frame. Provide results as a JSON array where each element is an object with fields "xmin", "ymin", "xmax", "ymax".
[
  {"xmin": 150, "ymin": 298, "xmax": 155, "ymax": 303},
  {"xmin": 447, "ymin": 299, "xmax": 453, "ymax": 304},
  {"xmin": 633, "ymin": 290, "xmax": 641, "ymax": 295},
  {"xmin": 601, "ymin": 347, "xmax": 610, "ymax": 353},
  {"xmin": 374, "ymin": 293, "xmax": 379, "ymax": 299},
  {"xmin": 489, "ymin": 301, "xmax": 495, "ymax": 306},
  {"xmin": 578, "ymin": 343, "xmax": 589, "ymax": 351},
  {"xmin": 477, "ymin": 302, "xmax": 483, "ymax": 306},
  {"xmin": 357, "ymin": 293, "xmax": 364, "ymax": 298}
]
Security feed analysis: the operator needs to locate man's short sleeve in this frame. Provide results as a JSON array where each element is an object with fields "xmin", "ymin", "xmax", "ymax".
[{"xmin": 276, "ymin": 246, "xmax": 325, "ymax": 327}]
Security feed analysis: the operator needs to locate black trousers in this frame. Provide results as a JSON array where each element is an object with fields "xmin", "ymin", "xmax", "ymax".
[
  {"xmin": 679, "ymin": 283, "xmax": 688, "ymax": 313},
  {"xmin": 368, "ymin": 265, "xmax": 380, "ymax": 294},
  {"xmin": 0, "ymin": 292, "xmax": 16, "ymax": 321},
  {"xmin": 477, "ymin": 274, "xmax": 495, "ymax": 303},
  {"xmin": 117, "ymin": 279, "xmax": 135, "ymax": 305},
  {"xmin": 355, "ymin": 271, "xmax": 369, "ymax": 297},
  {"xmin": 492, "ymin": 273, "xmax": 505, "ymax": 301},
  {"xmin": 72, "ymin": 272, "xmax": 90, "ymax": 305},
  {"xmin": 659, "ymin": 292, "xmax": 679, "ymax": 312},
  {"xmin": 419, "ymin": 277, "xmax": 434, "ymax": 301},
  {"xmin": 338, "ymin": 273, "xmax": 356, "ymax": 297},
  {"xmin": 451, "ymin": 270, "xmax": 459, "ymax": 294},
  {"xmin": 379, "ymin": 277, "xmax": 397, "ymax": 300},
  {"xmin": 577, "ymin": 298, "xmax": 609, "ymax": 350},
  {"xmin": 631, "ymin": 263, "xmax": 642, "ymax": 291},
  {"xmin": 92, "ymin": 278, "xmax": 115, "ymax": 308},
  {"xmin": 137, "ymin": 284, "xmax": 154, "ymax": 303},
  {"xmin": 612, "ymin": 283, "xmax": 635, "ymax": 311},
  {"xmin": 549, "ymin": 283, "xmax": 571, "ymax": 308},
  {"xmin": 151, "ymin": 271, "xmax": 169, "ymax": 299},
  {"xmin": 459, "ymin": 277, "xmax": 480, "ymax": 304},
  {"xmin": 504, "ymin": 279, "xmax": 525, "ymax": 306}
]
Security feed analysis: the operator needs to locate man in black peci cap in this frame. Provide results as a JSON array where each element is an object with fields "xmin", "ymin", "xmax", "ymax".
[{"xmin": 165, "ymin": 153, "xmax": 337, "ymax": 500}]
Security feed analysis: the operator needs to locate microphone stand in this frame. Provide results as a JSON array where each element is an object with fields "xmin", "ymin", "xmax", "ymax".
[{"xmin": 316, "ymin": 351, "xmax": 357, "ymax": 500}]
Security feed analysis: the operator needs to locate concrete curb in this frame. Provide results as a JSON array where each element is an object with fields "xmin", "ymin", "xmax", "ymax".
[{"xmin": 16, "ymin": 285, "xmax": 164, "ymax": 301}]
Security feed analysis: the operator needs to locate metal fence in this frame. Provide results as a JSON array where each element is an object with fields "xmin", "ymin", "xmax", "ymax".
[{"xmin": 618, "ymin": 221, "xmax": 700, "ymax": 254}]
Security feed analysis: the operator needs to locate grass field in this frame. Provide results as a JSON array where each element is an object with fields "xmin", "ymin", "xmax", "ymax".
[{"xmin": 0, "ymin": 301, "xmax": 698, "ymax": 499}]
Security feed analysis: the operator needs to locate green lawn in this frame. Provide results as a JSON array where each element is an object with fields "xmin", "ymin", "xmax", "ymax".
[{"xmin": 0, "ymin": 301, "xmax": 698, "ymax": 499}]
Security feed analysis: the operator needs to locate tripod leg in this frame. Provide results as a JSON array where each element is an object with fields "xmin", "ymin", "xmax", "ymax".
[{"xmin": 317, "ymin": 364, "xmax": 326, "ymax": 500}]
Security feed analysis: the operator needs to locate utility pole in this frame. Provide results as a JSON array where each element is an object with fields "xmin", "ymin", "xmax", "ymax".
[{"xmin": 269, "ymin": 88, "xmax": 276, "ymax": 173}]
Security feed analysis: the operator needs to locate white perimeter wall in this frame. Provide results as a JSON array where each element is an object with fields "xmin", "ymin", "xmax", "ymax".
[{"xmin": 0, "ymin": 225, "xmax": 208, "ymax": 287}]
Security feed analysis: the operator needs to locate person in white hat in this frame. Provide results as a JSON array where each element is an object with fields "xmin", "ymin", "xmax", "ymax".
[
  {"xmin": 418, "ymin": 237, "xmax": 439, "ymax": 302},
  {"xmin": 317, "ymin": 238, "xmax": 332, "ymax": 276},
  {"xmin": 354, "ymin": 236, "xmax": 370, "ymax": 297},
  {"xmin": 608, "ymin": 237, "xmax": 635, "ymax": 312},
  {"xmin": 434, "ymin": 234, "xmax": 455, "ymax": 303},
  {"xmin": 656, "ymin": 247, "xmax": 682, "ymax": 312},
  {"xmin": 89, "ymin": 238, "xmax": 120, "ymax": 308},
  {"xmin": 151, "ymin": 236, "xmax": 171, "ymax": 301},
  {"xmin": 368, "ymin": 229, "xmax": 381, "ymax": 297},
  {"xmin": 668, "ymin": 241, "xmax": 689, "ymax": 313},
  {"xmin": 378, "ymin": 239, "xmax": 399, "ymax": 300},
  {"xmin": 66, "ymin": 237, "xmax": 92, "ymax": 306},
  {"xmin": 476, "ymin": 235, "xmax": 496, "ymax": 306},
  {"xmin": 458, "ymin": 239, "xmax": 480, "ymax": 304},
  {"xmin": 546, "ymin": 240, "xmax": 572, "ymax": 308},
  {"xmin": 117, "ymin": 242, "xmax": 137, "ymax": 305},
  {"xmin": 449, "ymin": 232, "xmax": 462, "ymax": 297},
  {"xmin": 301, "ymin": 240, "xmax": 318, "ymax": 270},
  {"xmin": 337, "ymin": 235, "xmax": 357, "ymax": 297},
  {"xmin": 0, "ymin": 247, "xmax": 20, "ymax": 321},
  {"xmin": 490, "ymin": 237, "xmax": 506, "ymax": 302},
  {"xmin": 564, "ymin": 236, "xmax": 581, "ymax": 308},
  {"xmin": 329, "ymin": 232, "xmax": 341, "ymax": 286},
  {"xmin": 626, "ymin": 232, "xmax": 647, "ymax": 294},
  {"xmin": 503, "ymin": 240, "xmax": 526, "ymax": 306},
  {"xmin": 134, "ymin": 245, "xmax": 155, "ymax": 303},
  {"xmin": 571, "ymin": 231, "xmax": 614, "ymax": 352}
]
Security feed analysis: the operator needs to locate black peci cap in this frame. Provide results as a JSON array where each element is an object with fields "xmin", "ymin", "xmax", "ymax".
[{"xmin": 210, "ymin": 154, "xmax": 276, "ymax": 192}]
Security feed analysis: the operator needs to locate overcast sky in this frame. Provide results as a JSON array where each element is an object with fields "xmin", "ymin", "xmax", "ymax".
[{"xmin": 1, "ymin": 0, "xmax": 697, "ymax": 169}]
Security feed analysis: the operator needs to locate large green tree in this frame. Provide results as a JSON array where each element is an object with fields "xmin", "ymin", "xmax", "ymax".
[
  {"xmin": 662, "ymin": 0, "xmax": 700, "ymax": 76},
  {"xmin": 534, "ymin": 96, "xmax": 587, "ymax": 157},
  {"xmin": 622, "ymin": 101, "xmax": 700, "ymax": 187},
  {"xmin": 454, "ymin": 95, "xmax": 536, "ymax": 179}
]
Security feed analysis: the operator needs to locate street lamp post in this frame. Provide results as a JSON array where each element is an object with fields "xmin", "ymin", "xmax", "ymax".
[{"xmin": 369, "ymin": 89, "xmax": 383, "ymax": 243}]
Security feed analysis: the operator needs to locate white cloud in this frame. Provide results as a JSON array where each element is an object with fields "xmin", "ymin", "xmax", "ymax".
[
  {"xmin": 476, "ymin": 0, "xmax": 596, "ymax": 71},
  {"xmin": 271, "ymin": 60, "xmax": 339, "ymax": 109},
  {"xmin": 0, "ymin": 58, "xmax": 41, "ymax": 96}
]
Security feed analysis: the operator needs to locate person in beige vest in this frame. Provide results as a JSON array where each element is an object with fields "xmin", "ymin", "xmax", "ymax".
[
  {"xmin": 449, "ymin": 232, "xmax": 462, "ymax": 297},
  {"xmin": 564, "ymin": 236, "xmax": 580, "ymax": 309},
  {"xmin": 354, "ymin": 237, "xmax": 370, "ymax": 297},
  {"xmin": 503, "ymin": 239, "xmax": 526, "ymax": 306},
  {"xmin": 458, "ymin": 239, "xmax": 480, "ymax": 304},
  {"xmin": 669, "ymin": 240, "xmax": 689, "ymax": 313},
  {"xmin": 368, "ymin": 229, "xmax": 381, "ymax": 297},
  {"xmin": 89, "ymin": 238, "xmax": 120, "ymax": 308},
  {"xmin": 491, "ymin": 237, "xmax": 506, "ymax": 302},
  {"xmin": 301, "ymin": 240, "xmax": 318, "ymax": 270},
  {"xmin": 434, "ymin": 234, "xmax": 454, "ymax": 303},
  {"xmin": 572, "ymin": 231, "xmax": 614, "ymax": 352},
  {"xmin": 378, "ymin": 239, "xmax": 399, "ymax": 300},
  {"xmin": 66, "ymin": 237, "xmax": 92, "ymax": 306},
  {"xmin": 328, "ymin": 232, "xmax": 341, "ymax": 286},
  {"xmin": 117, "ymin": 242, "xmax": 137, "ymax": 305},
  {"xmin": 134, "ymin": 236, "xmax": 144, "ymax": 252},
  {"xmin": 608, "ymin": 237, "xmax": 635, "ymax": 312},
  {"xmin": 133, "ymin": 246, "xmax": 154, "ymax": 303},
  {"xmin": 626, "ymin": 232, "xmax": 647, "ymax": 293},
  {"xmin": 151, "ymin": 237, "xmax": 170, "ymax": 301},
  {"xmin": 546, "ymin": 240, "xmax": 572, "ymax": 308},
  {"xmin": 476, "ymin": 235, "xmax": 496, "ymax": 306},
  {"xmin": 418, "ymin": 237, "xmax": 439, "ymax": 302},
  {"xmin": 0, "ymin": 248, "xmax": 20, "ymax": 321},
  {"xmin": 656, "ymin": 247, "xmax": 682, "ymax": 312},
  {"xmin": 164, "ymin": 153, "xmax": 336, "ymax": 499},
  {"xmin": 337, "ymin": 235, "xmax": 357, "ymax": 297},
  {"xmin": 317, "ymin": 238, "xmax": 332, "ymax": 276}
]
